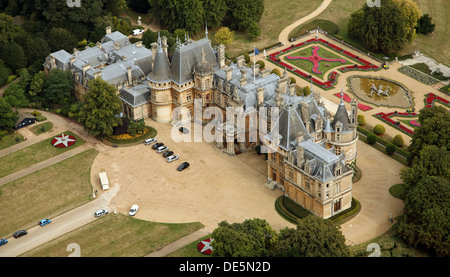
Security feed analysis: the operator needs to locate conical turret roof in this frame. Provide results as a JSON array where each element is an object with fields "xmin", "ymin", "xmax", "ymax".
[{"xmin": 148, "ymin": 34, "xmax": 171, "ymax": 82}]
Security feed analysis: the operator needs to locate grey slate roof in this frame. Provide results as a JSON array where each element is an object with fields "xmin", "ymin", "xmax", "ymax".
[
  {"xmin": 148, "ymin": 38, "xmax": 171, "ymax": 82},
  {"xmin": 170, "ymin": 38, "xmax": 218, "ymax": 84},
  {"xmin": 119, "ymin": 84, "xmax": 151, "ymax": 107},
  {"xmin": 331, "ymin": 97, "xmax": 350, "ymax": 132}
]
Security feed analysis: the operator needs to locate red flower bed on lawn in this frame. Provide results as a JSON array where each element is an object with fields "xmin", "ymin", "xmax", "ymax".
[
  {"xmin": 197, "ymin": 238, "xmax": 214, "ymax": 255},
  {"xmin": 51, "ymin": 133, "xmax": 77, "ymax": 148}
]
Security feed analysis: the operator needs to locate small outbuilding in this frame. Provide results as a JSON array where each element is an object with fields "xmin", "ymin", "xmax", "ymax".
[{"xmin": 14, "ymin": 112, "xmax": 36, "ymax": 130}]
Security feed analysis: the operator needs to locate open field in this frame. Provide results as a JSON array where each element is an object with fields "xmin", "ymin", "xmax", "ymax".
[
  {"xmin": 21, "ymin": 214, "xmax": 204, "ymax": 257},
  {"xmin": 0, "ymin": 132, "xmax": 24, "ymax": 150},
  {"xmin": 0, "ymin": 148, "xmax": 97, "ymax": 238},
  {"xmin": 0, "ymin": 131, "xmax": 84, "ymax": 178}
]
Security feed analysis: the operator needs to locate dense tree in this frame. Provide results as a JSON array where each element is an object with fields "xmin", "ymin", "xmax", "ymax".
[
  {"xmin": 391, "ymin": 0, "xmax": 421, "ymax": 42},
  {"xmin": 272, "ymin": 215, "xmax": 350, "ymax": 257},
  {"xmin": 0, "ymin": 13, "xmax": 24, "ymax": 42},
  {"xmin": 28, "ymin": 71, "xmax": 48, "ymax": 99},
  {"xmin": 201, "ymin": 0, "xmax": 227, "ymax": 28},
  {"xmin": 77, "ymin": 78, "xmax": 123, "ymax": 137},
  {"xmin": 0, "ymin": 41, "xmax": 26, "ymax": 72},
  {"xmin": 247, "ymin": 21, "xmax": 261, "ymax": 40},
  {"xmin": 397, "ymin": 175, "xmax": 450, "ymax": 257},
  {"xmin": 0, "ymin": 59, "xmax": 10, "ymax": 87},
  {"xmin": 47, "ymin": 27, "xmax": 78, "ymax": 52},
  {"xmin": 400, "ymin": 145, "xmax": 449, "ymax": 189},
  {"xmin": 42, "ymin": 69, "xmax": 73, "ymax": 106},
  {"xmin": 211, "ymin": 218, "xmax": 278, "ymax": 257},
  {"xmin": 149, "ymin": 0, "xmax": 205, "ymax": 34},
  {"xmin": 347, "ymin": 0, "xmax": 417, "ymax": 53},
  {"xmin": 226, "ymin": 0, "xmax": 264, "ymax": 31},
  {"xmin": 407, "ymin": 106, "xmax": 449, "ymax": 163},
  {"xmin": 128, "ymin": 0, "xmax": 151, "ymax": 13},
  {"xmin": 0, "ymin": 97, "xmax": 18, "ymax": 130},
  {"xmin": 3, "ymin": 82, "xmax": 28, "ymax": 109},
  {"xmin": 214, "ymin": 27, "xmax": 234, "ymax": 46},
  {"xmin": 416, "ymin": 14, "xmax": 435, "ymax": 35}
]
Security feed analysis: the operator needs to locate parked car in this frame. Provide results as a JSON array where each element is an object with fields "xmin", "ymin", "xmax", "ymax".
[
  {"xmin": 94, "ymin": 209, "xmax": 109, "ymax": 218},
  {"xmin": 177, "ymin": 162, "xmax": 190, "ymax": 171},
  {"xmin": 162, "ymin": 150, "xmax": 174, "ymax": 158},
  {"xmin": 166, "ymin": 155, "xmax": 179, "ymax": 163},
  {"xmin": 39, "ymin": 219, "xmax": 51, "ymax": 227},
  {"xmin": 0, "ymin": 239, "xmax": 7, "ymax": 246},
  {"xmin": 157, "ymin": 145, "xmax": 169, "ymax": 153},
  {"xmin": 144, "ymin": 138, "xmax": 157, "ymax": 145},
  {"xmin": 129, "ymin": 204, "xmax": 139, "ymax": 216},
  {"xmin": 179, "ymin": 127, "xmax": 189, "ymax": 134},
  {"xmin": 13, "ymin": 230, "xmax": 27, "ymax": 238},
  {"xmin": 152, "ymin": 142, "xmax": 164, "ymax": 150},
  {"xmin": 132, "ymin": 29, "xmax": 144, "ymax": 36}
]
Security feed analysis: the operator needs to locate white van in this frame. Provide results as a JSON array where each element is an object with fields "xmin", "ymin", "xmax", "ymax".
[{"xmin": 99, "ymin": 172, "xmax": 109, "ymax": 190}]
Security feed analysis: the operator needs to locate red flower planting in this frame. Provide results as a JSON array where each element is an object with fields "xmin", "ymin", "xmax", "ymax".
[
  {"xmin": 197, "ymin": 238, "xmax": 214, "ymax": 255},
  {"xmin": 51, "ymin": 133, "xmax": 77, "ymax": 148}
]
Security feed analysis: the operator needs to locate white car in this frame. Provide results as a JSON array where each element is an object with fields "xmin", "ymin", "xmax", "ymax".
[
  {"xmin": 129, "ymin": 204, "xmax": 139, "ymax": 216},
  {"xmin": 157, "ymin": 145, "xmax": 169, "ymax": 153},
  {"xmin": 94, "ymin": 209, "xmax": 108, "ymax": 218},
  {"xmin": 144, "ymin": 138, "xmax": 157, "ymax": 145},
  {"xmin": 166, "ymin": 155, "xmax": 179, "ymax": 163},
  {"xmin": 132, "ymin": 29, "xmax": 144, "ymax": 36}
]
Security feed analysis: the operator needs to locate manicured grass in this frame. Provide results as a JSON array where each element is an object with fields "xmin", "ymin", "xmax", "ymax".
[
  {"xmin": 0, "ymin": 131, "xmax": 85, "ymax": 178},
  {"xmin": 0, "ymin": 148, "xmax": 98, "ymax": 238},
  {"xmin": 0, "ymin": 132, "xmax": 25, "ymax": 150},
  {"xmin": 21, "ymin": 214, "xmax": 204, "ymax": 257},
  {"xmin": 389, "ymin": 183, "xmax": 406, "ymax": 200},
  {"xmin": 29, "ymin": 121, "xmax": 53, "ymax": 135}
]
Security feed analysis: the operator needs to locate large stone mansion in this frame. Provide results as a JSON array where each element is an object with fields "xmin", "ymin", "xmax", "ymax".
[{"xmin": 44, "ymin": 27, "xmax": 358, "ymax": 219}]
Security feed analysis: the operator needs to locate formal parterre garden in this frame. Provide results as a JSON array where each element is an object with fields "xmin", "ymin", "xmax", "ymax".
[
  {"xmin": 268, "ymin": 38, "xmax": 380, "ymax": 90},
  {"xmin": 374, "ymin": 93, "xmax": 449, "ymax": 137}
]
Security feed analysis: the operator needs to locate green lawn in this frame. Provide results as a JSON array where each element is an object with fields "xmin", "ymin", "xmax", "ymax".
[
  {"xmin": 29, "ymin": 121, "xmax": 53, "ymax": 135},
  {"xmin": 0, "ymin": 148, "xmax": 98, "ymax": 238},
  {"xmin": 21, "ymin": 214, "xmax": 204, "ymax": 257},
  {"xmin": 283, "ymin": 45, "xmax": 351, "ymax": 79},
  {"xmin": 0, "ymin": 131, "xmax": 85, "ymax": 178},
  {"xmin": 0, "ymin": 132, "xmax": 25, "ymax": 150}
]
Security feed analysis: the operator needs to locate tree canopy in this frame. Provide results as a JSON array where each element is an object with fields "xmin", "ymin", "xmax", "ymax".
[
  {"xmin": 210, "ymin": 216, "xmax": 349, "ymax": 257},
  {"xmin": 76, "ymin": 78, "xmax": 123, "ymax": 137},
  {"xmin": 0, "ymin": 97, "xmax": 18, "ymax": 131},
  {"xmin": 347, "ymin": 0, "xmax": 420, "ymax": 53}
]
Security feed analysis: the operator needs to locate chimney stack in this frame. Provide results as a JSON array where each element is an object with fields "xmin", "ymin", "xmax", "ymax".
[
  {"xmin": 257, "ymin": 87, "xmax": 265, "ymax": 107},
  {"xmin": 106, "ymin": 26, "xmax": 112, "ymax": 35},
  {"xmin": 225, "ymin": 67, "xmax": 233, "ymax": 82}
]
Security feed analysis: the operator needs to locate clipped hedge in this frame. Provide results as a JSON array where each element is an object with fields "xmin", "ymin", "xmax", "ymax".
[
  {"xmin": 373, "ymin": 124, "xmax": 386, "ymax": 135},
  {"xmin": 105, "ymin": 126, "xmax": 156, "ymax": 144}
]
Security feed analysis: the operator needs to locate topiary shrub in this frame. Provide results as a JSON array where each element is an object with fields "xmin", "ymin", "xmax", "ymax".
[
  {"xmin": 243, "ymin": 52, "xmax": 250, "ymax": 64},
  {"xmin": 256, "ymin": 60, "xmax": 265, "ymax": 69},
  {"xmin": 392, "ymin": 134, "xmax": 404, "ymax": 147},
  {"xmin": 357, "ymin": 114, "xmax": 366, "ymax": 126},
  {"xmin": 373, "ymin": 124, "xmax": 386, "ymax": 135},
  {"xmin": 289, "ymin": 76, "xmax": 296, "ymax": 84},
  {"xmin": 367, "ymin": 134, "xmax": 377, "ymax": 144},
  {"xmin": 386, "ymin": 144, "xmax": 396, "ymax": 155}
]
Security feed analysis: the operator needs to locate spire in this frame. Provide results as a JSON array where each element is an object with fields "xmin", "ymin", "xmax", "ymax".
[
  {"xmin": 201, "ymin": 48, "xmax": 206, "ymax": 63},
  {"xmin": 340, "ymin": 87, "xmax": 344, "ymax": 105},
  {"xmin": 310, "ymin": 77, "xmax": 314, "ymax": 93},
  {"xmin": 205, "ymin": 21, "xmax": 208, "ymax": 39}
]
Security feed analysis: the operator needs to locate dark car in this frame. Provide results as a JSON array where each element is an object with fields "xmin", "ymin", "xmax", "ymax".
[
  {"xmin": 179, "ymin": 127, "xmax": 189, "ymax": 134},
  {"xmin": 177, "ymin": 162, "xmax": 190, "ymax": 171},
  {"xmin": 162, "ymin": 151, "xmax": 174, "ymax": 158},
  {"xmin": 152, "ymin": 142, "xmax": 164, "ymax": 150},
  {"xmin": 0, "ymin": 239, "xmax": 7, "ymax": 246},
  {"xmin": 13, "ymin": 230, "xmax": 27, "ymax": 238}
]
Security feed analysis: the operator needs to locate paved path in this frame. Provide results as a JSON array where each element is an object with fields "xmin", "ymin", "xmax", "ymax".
[
  {"xmin": 0, "ymin": 143, "xmax": 91, "ymax": 186},
  {"xmin": 145, "ymin": 228, "xmax": 211, "ymax": 257}
]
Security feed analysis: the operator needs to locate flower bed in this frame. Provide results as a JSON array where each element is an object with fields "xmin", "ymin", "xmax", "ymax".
[
  {"xmin": 51, "ymin": 133, "xmax": 77, "ymax": 148},
  {"xmin": 424, "ymin": 92, "xmax": 449, "ymax": 108},
  {"xmin": 197, "ymin": 238, "xmax": 214, "ymax": 255},
  {"xmin": 333, "ymin": 92, "xmax": 373, "ymax": 111},
  {"xmin": 375, "ymin": 112, "xmax": 416, "ymax": 136},
  {"xmin": 105, "ymin": 126, "xmax": 156, "ymax": 144}
]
